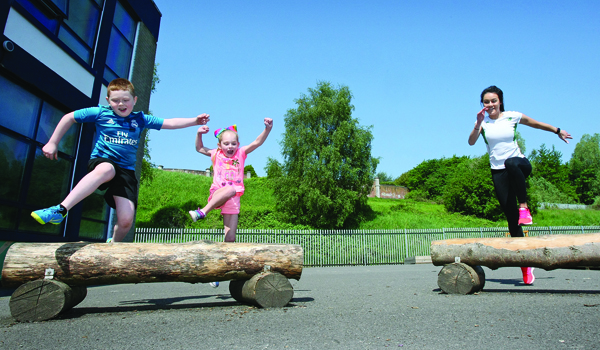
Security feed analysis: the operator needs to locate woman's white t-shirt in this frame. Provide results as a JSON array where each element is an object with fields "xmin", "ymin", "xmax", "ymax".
[{"xmin": 480, "ymin": 111, "xmax": 525, "ymax": 170}]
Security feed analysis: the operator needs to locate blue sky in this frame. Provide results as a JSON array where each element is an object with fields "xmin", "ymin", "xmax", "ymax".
[{"xmin": 148, "ymin": 0, "xmax": 599, "ymax": 178}]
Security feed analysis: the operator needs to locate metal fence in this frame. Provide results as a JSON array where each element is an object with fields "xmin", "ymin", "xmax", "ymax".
[{"xmin": 134, "ymin": 226, "xmax": 600, "ymax": 267}]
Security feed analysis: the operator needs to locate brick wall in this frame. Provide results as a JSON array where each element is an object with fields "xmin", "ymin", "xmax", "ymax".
[{"xmin": 368, "ymin": 179, "xmax": 409, "ymax": 199}]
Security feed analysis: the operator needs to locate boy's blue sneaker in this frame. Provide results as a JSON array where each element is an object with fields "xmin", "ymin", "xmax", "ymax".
[
  {"xmin": 31, "ymin": 205, "xmax": 67, "ymax": 225},
  {"xmin": 209, "ymin": 282, "xmax": 219, "ymax": 288}
]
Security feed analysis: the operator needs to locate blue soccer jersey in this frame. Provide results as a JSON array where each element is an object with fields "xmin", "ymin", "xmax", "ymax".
[{"xmin": 74, "ymin": 106, "xmax": 164, "ymax": 170}]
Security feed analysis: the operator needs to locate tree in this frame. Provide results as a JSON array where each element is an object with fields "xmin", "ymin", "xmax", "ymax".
[
  {"xmin": 515, "ymin": 130, "xmax": 526, "ymax": 155},
  {"xmin": 264, "ymin": 157, "xmax": 283, "ymax": 179},
  {"xmin": 569, "ymin": 133, "xmax": 600, "ymax": 204},
  {"xmin": 376, "ymin": 172, "xmax": 393, "ymax": 183},
  {"xmin": 273, "ymin": 82, "xmax": 378, "ymax": 228},
  {"xmin": 244, "ymin": 165, "xmax": 258, "ymax": 178},
  {"xmin": 528, "ymin": 143, "xmax": 575, "ymax": 201},
  {"xmin": 442, "ymin": 156, "xmax": 504, "ymax": 220},
  {"xmin": 395, "ymin": 155, "xmax": 469, "ymax": 202},
  {"xmin": 528, "ymin": 176, "xmax": 576, "ymax": 204}
]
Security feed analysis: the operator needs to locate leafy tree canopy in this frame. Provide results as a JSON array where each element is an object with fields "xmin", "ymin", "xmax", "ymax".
[
  {"xmin": 528, "ymin": 143, "xmax": 575, "ymax": 201},
  {"xmin": 273, "ymin": 81, "xmax": 378, "ymax": 228},
  {"xmin": 569, "ymin": 133, "xmax": 600, "ymax": 204},
  {"xmin": 244, "ymin": 164, "xmax": 258, "ymax": 178}
]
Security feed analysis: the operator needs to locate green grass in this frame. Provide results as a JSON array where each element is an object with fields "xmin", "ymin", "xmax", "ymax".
[
  {"xmin": 137, "ymin": 169, "xmax": 600, "ymax": 229},
  {"xmin": 359, "ymin": 198, "xmax": 509, "ymax": 229}
]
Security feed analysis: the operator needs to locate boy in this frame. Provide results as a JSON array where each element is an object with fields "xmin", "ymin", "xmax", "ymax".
[{"xmin": 32, "ymin": 78, "xmax": 209, "ymax": 242}]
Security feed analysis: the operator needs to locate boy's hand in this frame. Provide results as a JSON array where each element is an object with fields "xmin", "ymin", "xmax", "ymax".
[
  {"xmin": 197, "ymin": 125, "xmax": 210, "ymax": 134},
  {"xmin": 264, "ymin": 118, "xmax": 273, "ymax": 129},
  {"xmin": 42, "ymin": 143, "xmax": 59, "ymax": 160},
  {"xmin": 196, "ymin": 113, "xmax": 210, "ymax": 125}
]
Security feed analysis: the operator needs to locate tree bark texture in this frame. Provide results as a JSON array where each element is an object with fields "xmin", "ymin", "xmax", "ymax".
[
  {"xmin": 1, "ymin": 241, "xmax": 303, "ymax": 288},
  {"xmin": 437, "ymin": 263, "xmax": 485, "ymax": 294},
  {"xmin": 229, "ymin": 271, "xmax": 294, "ymax": 308},
  {"xmin": 9, "ymin": 279, "xmax": 87, "ymax": 322},
  {"xmin": 431, "ymin": 233, "xmax": 600, "ymax": 270}
]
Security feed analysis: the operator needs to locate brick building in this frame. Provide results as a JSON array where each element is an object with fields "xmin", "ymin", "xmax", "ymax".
[{"xmin": 0, "ymin": 0, "xmax": 161, "ymax": 242}]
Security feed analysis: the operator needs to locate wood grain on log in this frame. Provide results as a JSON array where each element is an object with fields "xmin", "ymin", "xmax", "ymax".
[
  {"xmin": 228, "ymin": 272, "xmax": 293, "ymax": 308},
  {"xmin": 437, "ymin": 262, "xmax": 485, "ymax": 294},
  {"xmin": 431, "ymin": 233, "xmax": 600, "ymax": 270},
  {"xmin": 1, "ymin": 241, "xmax": 303, "ymax": 287},
  {"xmin": 9, "ymin": 279, "xmax": 87, "ymax": 322}
]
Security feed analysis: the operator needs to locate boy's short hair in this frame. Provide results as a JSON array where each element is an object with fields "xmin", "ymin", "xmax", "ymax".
[{"xmin": 107, "ymin": 78, "xmax": 136, "ymax": 97}]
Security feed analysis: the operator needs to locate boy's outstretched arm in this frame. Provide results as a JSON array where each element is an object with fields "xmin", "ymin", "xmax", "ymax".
[
  {"xmin": 162, "ymin": 113, "xmax": 210, "ymax": 130},
  {"xmin": 195, "ymin": 125, "xmax": 212, "ymax": 156},
  {"xmin": 244, "ymin": 118, "xmax": 273, "ymax": 154},
  {"xmin": 43, "ymin": 112, "xmax": 77, "ymax": 160}
]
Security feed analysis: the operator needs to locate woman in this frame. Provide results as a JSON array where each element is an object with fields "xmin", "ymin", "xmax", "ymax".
[{"xmin": 468, "ymin": 85, "xmax": 572, "ymax": 284}]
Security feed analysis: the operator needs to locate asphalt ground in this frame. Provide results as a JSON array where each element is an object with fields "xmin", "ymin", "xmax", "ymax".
[{"xmin": 1, "ymin": 264, "xmax": 600, "ymax": 350}]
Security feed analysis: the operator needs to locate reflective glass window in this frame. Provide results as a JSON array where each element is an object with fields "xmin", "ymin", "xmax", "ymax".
[
  {"xmin": 26, "ymin": 148, "xmax": 73, "ymax": 208},
  {"xmin": 113, "ymin": 1, "xmax": 136, "ymax": 43},
  {"xmin": 0, "ymin": 134, "xmax": 29, "ymax": 202},
  {"xmin": 79, "ymin": 219, "xmax": 108, "ymax": 240},
  {"xmin": 0, "ymin": 205, "xmax": 19, "ymax": 230},
  {"xmin": 49, "ymin": 0, "xmax": 68, "ymax": 16},
  {"xmin": 58, "ymin": 25, "xmax": 92, "ymax": 63},
  {"xmin": 81, "ymin": 190, "xmax": 109, "ymax": 221},
  {"xmin": 37, "ymin": 102, "xmax": 78, "ymax": 156},
  {"xmin": 63, "ymin": 0, "xmax": 101, "ymax": 47},
  {"xmin": 15, "ymin": 0, "xmax": 103, "ymax": 65},
  {"xmin": 0, "ymin": 75, "xmax": 41, "ymax": 138},
  {"xmin": 103, "ymin": 66, "xmax": 119, "ymax": 83},
  {"xmin": 105, "ymin": 26, "xmax": 133, "ymax": 79},
  {"xmin": 14, "ymin": 0, "xmax": 59, "ymax": 33}
]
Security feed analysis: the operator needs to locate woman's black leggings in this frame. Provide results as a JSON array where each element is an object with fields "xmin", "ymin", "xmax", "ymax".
[{"xmin": 490, "ymin": 157, "xmax": 532, "ymax": 237}]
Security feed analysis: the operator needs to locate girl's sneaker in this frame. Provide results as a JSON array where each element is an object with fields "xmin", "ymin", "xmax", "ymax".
[
  {"xmin": 189, "ymin": 209, "xmax": 206, "ymax": 222},
  {"xmin": 518, "ymin": 207, "xmax": 533, "ymax": 225},
  {"xmin": 521, "ymin": 267, "xmax": 535, "ymax": 285}
]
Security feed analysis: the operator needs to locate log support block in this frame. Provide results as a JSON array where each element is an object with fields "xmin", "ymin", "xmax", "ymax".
[
  {"xmin": 9, "ymin": 279, "xmax": 87, "ymax": 322},
  {"xmin": 437, "ymin": 263, "xmax": 485, "ymax": 294},
  {"xmin": 229, "ymin": 271, "xmax": 293, "ymax": 308}
]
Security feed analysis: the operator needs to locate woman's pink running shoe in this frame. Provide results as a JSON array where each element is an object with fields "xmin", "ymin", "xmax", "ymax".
[
  {"xmin": 521, "ymin": 267, "xmax": 535, "ymax": 285},
  {"xmin": 518, "ymin": 207, "xmax": 533, "ymax": 225}
]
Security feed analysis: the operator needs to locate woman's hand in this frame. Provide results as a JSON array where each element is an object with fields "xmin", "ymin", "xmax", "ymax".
[
  {"xmin": 476, "ymin": 107, "xmax": 487, "ymax": 126},
  {"xmin": 557, "ymin": 129, "xmax": 573, "ymax": 144}
]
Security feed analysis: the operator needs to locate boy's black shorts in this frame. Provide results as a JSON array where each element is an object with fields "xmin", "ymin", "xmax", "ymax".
[{"xmin": 87, "ymin": 158, "xmax": 138, "ymax": 209}]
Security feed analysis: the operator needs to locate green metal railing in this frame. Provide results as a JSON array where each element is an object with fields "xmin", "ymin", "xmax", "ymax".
[{"xmin": 134, "ymin": 226, "xmax": 600, "ymax": 267}]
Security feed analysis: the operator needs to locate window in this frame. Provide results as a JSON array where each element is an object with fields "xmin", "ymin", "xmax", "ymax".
[
  {"xmin": 15, "ymin": 0, "xmax": 104, "ymax": 64},
  {"xmin": 104, "ymin": 1, "xmax": 136, "ymax": 82},
  {"xmin": 0, "ymin": 74, "xmax": 87, "ymax": 236}
]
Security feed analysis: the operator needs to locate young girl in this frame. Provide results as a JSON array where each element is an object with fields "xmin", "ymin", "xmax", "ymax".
[
  {"xmin": 189, "ymin": 118, "xmax": 273, "ymax": 243},
  {"xmin": 468, "ymin": 85, "xmax": 572, "ymax": 284}
]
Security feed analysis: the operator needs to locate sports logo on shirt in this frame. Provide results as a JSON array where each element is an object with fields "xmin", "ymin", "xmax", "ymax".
[
  {"xmin": 131, "ymin": 120, "xmax": 139, "ymax": 128},
  {"xmin": 107, "ymin": 119, "xmax": 115, "ymax": 124}
]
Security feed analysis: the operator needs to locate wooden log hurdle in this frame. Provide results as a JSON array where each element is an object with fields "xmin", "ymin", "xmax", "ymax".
[
  {"xmin": 430, "ymin": 233, "xmax": 600, "ymax": 294},
  {"xmin": 1, "ymin": 241, "xmax": 303, "ymax": 321}
]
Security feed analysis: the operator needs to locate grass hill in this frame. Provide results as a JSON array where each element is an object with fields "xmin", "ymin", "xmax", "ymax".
[{"xmin": 136, "ymin": 169, "xmax": 600, "ymax": 229}]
